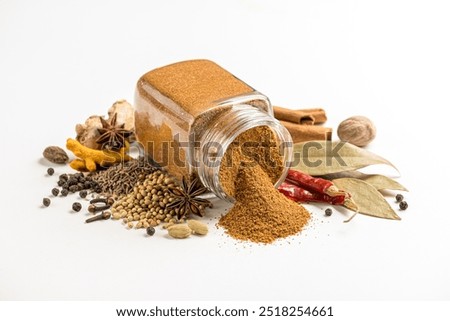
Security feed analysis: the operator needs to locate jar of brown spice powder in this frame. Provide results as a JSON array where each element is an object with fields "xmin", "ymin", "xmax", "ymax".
[{"xmin": 134, "ymin": 60, "xmax": 292, "ymax": 201}]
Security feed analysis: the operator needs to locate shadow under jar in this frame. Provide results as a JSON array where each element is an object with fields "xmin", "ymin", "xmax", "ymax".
[{"xmin": 134, "ymin": 59, "xmax": 292, "ymax": 202}]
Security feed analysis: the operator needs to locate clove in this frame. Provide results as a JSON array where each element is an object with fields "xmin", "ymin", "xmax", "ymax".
[
  {"xmin": 88, "ymin": 204, "xmax": 110, "ymax": 213},
  {"xmin": 90, "ymin": 197, "xmax": 115, "ymax": 206},
  {"xmin": 85, "ymin": 211, "xmax": 111, "ymax": 223}
]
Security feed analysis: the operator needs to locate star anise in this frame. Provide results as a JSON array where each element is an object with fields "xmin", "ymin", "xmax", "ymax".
[
  {"xmin": 167, "ymin": 176, "xmax": 212, "ymax": 219},
  {"xmin": 96, "ymin": 113, "xmax": 133, "ymax": 151}
]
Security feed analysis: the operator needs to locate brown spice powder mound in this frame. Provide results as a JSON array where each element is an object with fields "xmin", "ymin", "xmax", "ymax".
[
  {"xmin": 219, "ymin": 126, "xmax": 284, "ymax": 197},
  {"xmin": 219, "ymin": 164, "xmax": 310, "ymax": 244}
]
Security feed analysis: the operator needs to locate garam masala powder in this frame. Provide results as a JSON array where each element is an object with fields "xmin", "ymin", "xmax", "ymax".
[{"xmin": 134, "ymin": 59, "xmax": 310, "ymax": 243}]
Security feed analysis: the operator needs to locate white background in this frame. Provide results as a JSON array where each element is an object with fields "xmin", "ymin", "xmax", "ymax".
[{"xmin": 1, "ymin": 0, "xmax": 450, "ymax": 304}]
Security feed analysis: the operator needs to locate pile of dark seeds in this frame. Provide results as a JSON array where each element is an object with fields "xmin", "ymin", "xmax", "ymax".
[
  {"xmin": 42, "ymin": 169, "xmax": 101, "ymax": 211},
  {"xmin": 56, "ymin": 172, "xmax": 102, "ymax": 197},
  {"xmin": 89, "ymin": 157, "xmax": 156, "ymax": 197}
]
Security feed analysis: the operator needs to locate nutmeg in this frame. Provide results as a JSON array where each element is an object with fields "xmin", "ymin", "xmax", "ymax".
[{"xmin": 337, "ymin": 116, "xmax": 376, "ymax": 147}]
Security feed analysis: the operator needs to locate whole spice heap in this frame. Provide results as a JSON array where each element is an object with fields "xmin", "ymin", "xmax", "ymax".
[
  {"xmin": 111, "ymin": 170, "xmax": 182, "ymax": 229},
  {"xmin": 55, "ymin": 172, "xmax": 102, "ymax": 195},
  {"xmin": 218, "ymin": 126, "xmax": 310, "ymax": 243},
  {"xmin": 89, "ymin": 157, "xmax": 156, "ymax": 197}
]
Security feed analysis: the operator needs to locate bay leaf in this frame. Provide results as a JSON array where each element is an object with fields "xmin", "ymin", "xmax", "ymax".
[
  {"xmin": 362, "ymin": 175, "xmax": 408, "ymax": 192},
  {"xmin": 291, "ymin": 141, "xmax": 397, "ymax": 176},
  {"xmin": 322, "ymin": 171, "xmax": 408, "ymax": 191},
  {"xmin": 333, "ymin": 178, "xmax": 401, "ymax": 220}
]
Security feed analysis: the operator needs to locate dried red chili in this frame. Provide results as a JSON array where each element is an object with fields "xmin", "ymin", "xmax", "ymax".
[
  {"xmin": 278, "ymin": 181, "xmax": 357, "ymax": 211},
  {"xmin": 286, "ymin": 169, "xmax": 346, "ymax": 197},
  {"xmin": 278, "ymin": 182, "xmax": 344, "ymax": 204}
]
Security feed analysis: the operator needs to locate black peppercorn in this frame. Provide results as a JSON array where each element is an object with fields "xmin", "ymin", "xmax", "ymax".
[
  {"xmin": 60, "ymin": 189, "xmax": 69, "ymax": 197},
  {"xmin": 51, "ymin": 188, "xmax": 60, "ymax": 196},
  {"xmin": 57, "ymin": 180, "xmax": 64, "ymax": 187},
  {"xmin": 69, "ymin": 185, "xmax": 79, "ymax": 193},
  {"xmin": 59, "ymin": 174, "xmax": 68, "ymax": 181},
  {"xmin": 399, "ymin": 201, "xmax": 408, "ymax": 210},
  {"xmin": 146, "ymin": 226, "xmax": 155, "ymax": 236},
  {"xmin": 325, "ymin": 208, "xmax": 333, "ymax": 216},
  {"xmin": 43, "ymin": 198, "xmax": 51, "ymax": 207},
  {"xmin": 47, "ymin": 168, "xmax": 55, "ymax": 176},
  {"xmin": 396, "ymin": 194, "xmax": 404, "ymax": 202},
  {"xmin": 72, "ymin": 202, "xmax": 82, "ymax": 212},
  {"xmin": 79, "ymin": 190, "xmax": 88, "ymax": 198}
]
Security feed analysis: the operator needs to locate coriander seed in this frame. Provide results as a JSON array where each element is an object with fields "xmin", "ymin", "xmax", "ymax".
[
  {"xmin": 51, "ymin": 188, "xmax": 60, "ymax": 196},
  {"xmin": 43, "ymin": 198, "xmax": 51, "ymax": 207},
  {"xmin": 325, "ymin": 208, "xmax": 333, "ymax": 216},
  {"xmin": 396, "ymin": 194, "xmax": 404, "ymax": 202},
  {"xmin": 399, "ymin": 201, "xmax": 408, "ymax": 210},
  {"xmin": 47, "ymin": 168, "xmax": 55, "ymax": 176},
  {"xmin": 72, "ymin": 202, "xmax": 82, "ymax": 212}
]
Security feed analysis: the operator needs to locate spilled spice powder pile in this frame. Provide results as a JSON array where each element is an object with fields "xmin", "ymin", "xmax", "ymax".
[
  {"xmin": 218, "ymin": 126, "xmax": 310, "ymax": 243},
  {"xmin": 219, "ymin": 164, "xmax": 310, "ymax": 243},
  {"xmin": 219, "ymin": 126, "xmax": 284, "ymax": 197}
]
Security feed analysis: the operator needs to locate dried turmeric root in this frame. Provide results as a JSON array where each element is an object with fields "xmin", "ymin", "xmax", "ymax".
[{"xmin": 66, "ymin": 138, "xmax": 131, "ymax": 172}]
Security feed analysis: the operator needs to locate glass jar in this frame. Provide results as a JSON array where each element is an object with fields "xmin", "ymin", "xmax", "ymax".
[{"xmin": 134, "ymin": 59, "xmax": 292, "ymax": 201}]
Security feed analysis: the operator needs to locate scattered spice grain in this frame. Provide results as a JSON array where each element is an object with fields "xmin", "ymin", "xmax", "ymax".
[
  {"xmin": 325, "ymin": 208, "xmax": 333, "ymax": 216},
  {"xmin": 51, "ymin": 188, "xmax": 59, "ymax": 196},
  {"xmin": 396, "ymin": 194, "xmax": 404, "ymax": 202},
  {"xmin": 72, "ymin": 202, "xmax": 82, "ymax": 212},
  {"xmin": 146, "ymin": 226, "xmax": 155, "ymax": 236},
  {"xmin": 399, "ymin": 201, "xmax": 408, "ymax": 210},
  {"xmin": 43, "ymin": 198, "xmax": 51, "ymax": 207},
  {"xmin": 47, "ymin": 168, "xmax": 55, "ymax": 176}
]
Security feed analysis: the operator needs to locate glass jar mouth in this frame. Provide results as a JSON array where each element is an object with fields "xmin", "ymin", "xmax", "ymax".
[{"xmin": 199, "ymin": 104, "xmax": 293, "ymax": 202}]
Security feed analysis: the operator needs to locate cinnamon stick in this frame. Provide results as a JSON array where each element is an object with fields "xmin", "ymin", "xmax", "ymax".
[
  {"xmin": 280, "ymin": 121, "xmax": 332, "ymax": 143},
  {"xmin": 273, "ymin": 106, "xmax": 327, "ymax": 125}
]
